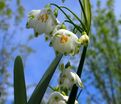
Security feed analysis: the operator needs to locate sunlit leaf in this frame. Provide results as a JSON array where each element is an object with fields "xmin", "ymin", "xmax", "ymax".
[
  {"xmin": 14, "ymin": 56, "xmax": 27, "ymax": 104},
  {"xmin": 82, "ymin": 0, "xmax": 91, "ymax": 33}
]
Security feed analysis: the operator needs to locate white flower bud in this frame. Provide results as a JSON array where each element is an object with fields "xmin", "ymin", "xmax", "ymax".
[
  {"xmin": 58, "ymin": 69, "xmax": 83, "ymax": 90},
  {"xmin": 79, "ymin": 32, "xmax": 89, "ymax": 46},
  {"xmin": 48, "ymin": 92, "xmax": 78, "ymax": 104},
  {"xmin": 26, "ymin": 8, "xmax": 59, "ymax": 37},
  {"xmin": 51, "ymin": 29, "xmax": 81, "ymax": 55}
]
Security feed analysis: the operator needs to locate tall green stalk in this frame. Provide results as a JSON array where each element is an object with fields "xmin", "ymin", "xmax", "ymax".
[{"xmin": 67, "ymin": 0, "xmax": 91, "ymax": 103}]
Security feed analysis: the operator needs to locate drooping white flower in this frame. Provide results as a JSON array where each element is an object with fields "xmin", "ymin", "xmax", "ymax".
[
  {"xmin": 58, "ymin": 69, "xmax": 83, "ymax": 91},
  {"xmin": 26, "ymin": 8, "xmax": 59, "ymax": 38},
  {"xmin": 47, "ymin": 92, "xmax": 78, "ymax": 104},
  {"xmin": 50, "ymin": 29, "xmax": 81, "ymax": 55},
  {"xmin": 78, "ymin": 31, "xmax": 89, "ymax": 46}
]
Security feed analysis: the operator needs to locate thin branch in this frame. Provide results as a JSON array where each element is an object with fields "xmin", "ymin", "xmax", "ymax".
[
  {"xmin": 60, "ymin": 6, "xmax": 86, "ymax": 31},
  {"xmin": 50, "ymin": 3, "xmax": 83, "ymax": 33},
  {"xmin": 64, "ymin": 20, "xmax": 83, "ymax": 33}
]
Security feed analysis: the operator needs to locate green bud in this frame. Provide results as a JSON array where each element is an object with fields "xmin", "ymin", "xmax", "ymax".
[{"xmin": 61, "ymin": 24, "xmax": 66, "ymax": 29}]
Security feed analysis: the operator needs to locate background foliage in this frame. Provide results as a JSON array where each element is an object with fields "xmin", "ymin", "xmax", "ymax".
[{"xmin": 84, "ymin": 0, "xmax": 121, "ymax": 103}]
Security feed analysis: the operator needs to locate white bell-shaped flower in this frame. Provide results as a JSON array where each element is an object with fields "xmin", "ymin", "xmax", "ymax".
[
  {"xmin": 48, "ymin": 92, "xmax": 66, "ymax": 104},
  {"xmin": 58, "ymin": 69, "xmax": 83, "ymax": 90},
  {"xmin": 48, "ymin": 92, "xmax": 78, "ymax": 104},
  {"xmin": 26, "ymin": 8, "xmax": 59, "ymax": 38},
  {"xmin": 50, "ymin": 29, "xmax": 81, "ymax": 55},
  {"xmin": 79, "ymin": 32, "xmax": 89, "ymax": 46}
]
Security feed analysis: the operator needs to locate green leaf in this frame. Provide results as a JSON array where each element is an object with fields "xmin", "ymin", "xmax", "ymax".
[
  {"xmin": 14, "ymin": 56, "xmax": 27, "ymax": 104},
  {"xmin": 28, "ymin": 54, "xmax": 63, "ymax": 104},
  {"xmin": 82, "ymin": 0, "xmax": 91, "ymax": 33}
]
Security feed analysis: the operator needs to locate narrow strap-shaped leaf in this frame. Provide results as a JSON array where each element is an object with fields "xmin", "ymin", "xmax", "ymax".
[
  {"xmin": 82, "ymin": 0, "xmax": 91, "ymax": 33},
  {"xmin": 28, "ymin": 54, "xmax": 63, "ymax": 104},
  {"xmin": 14, "ymin": 56, "xmax": 27, "ymax": 104}
]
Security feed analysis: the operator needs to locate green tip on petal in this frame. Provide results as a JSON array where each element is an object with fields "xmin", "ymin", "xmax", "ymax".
[
  {"xmin": 65, "ymin": 61, "xmax": 71, "ymax": 69},
  {"xmin": 67, "ymin": 34, "xmax": 71, "ymax": 37},
  {"xmin": 49, "ymin": 42, "xmax": 53, "ymax": 47},
  {"xmin": 70, "ymin": 50, "xmax": 75, "ymax": 56},
  {"xmin": 61, "ymin": 24, "xmax": 66, "ymax": 29},
  {"xmin": 53, "ymin": 86, "xmax": 60, "ymax": 91},
  {"xmin": 77, "ymin": 39, "xmax": 83, "ymax": 45},
  {"xmin": 29, "ymin": 15, "xmax": 35, "ymax": 19},
  {"xmin": 45, "ymin": 37, "xmax": 49, "ymax": 41},
  {"xmin": 75, "ymin": 47, "xmax": 80, "ymax": 54},
  {"xmin": 55, "ymin": 51, "xmax": 59, "ymax": 56},
  {"xmin": 82, "ymin": 31, "xmax": 87, "ymax": 35},
  {"xmin": 60, "ymin": 63, "xmax": 65, "ymax": 71},
  {"xmin": 64, "ymin": 52, "xmax": 67, "ymax": 56},
  {"xmin": 79, "ymin": 82, "xmax": 84, "ymax": 88},
  {"xmin": 55, "ymin": 33, "xmax": 61, "ymax": 37},
  {"xmin": 26, "ymin": 22, "xmax": 29, "ymax": 28},
  {"xmin": 45, "ymin": 4, "xmax": 51, "ymax": 9},
  {"xmin": 35, "ymin": 32, "xmax": 39, "ymax": 37},
  {"xmin": 61, "ymin": 91, "xmax": 66, "ymax": 96},
  {"xmin": 54, "ymin": 8, "xmax": 58, "ymax": 17}
]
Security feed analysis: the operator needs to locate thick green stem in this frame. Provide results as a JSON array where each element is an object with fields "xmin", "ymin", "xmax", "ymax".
[{"xmin": 67, "ymin": 46, "xmax": 87, "ymax": 104}]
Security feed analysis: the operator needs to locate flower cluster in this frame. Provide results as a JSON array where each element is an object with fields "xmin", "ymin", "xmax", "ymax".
[
  {"xmin": 47, "ymin": 63, "xmax": 83, "ymax": 104},
  {"xmin": 26, "ymin": 6, "xmax": 89, "ymax": 56},
  {"xmin": 26, "ymin": 5, "xmax": 89, "ymax": 104}
]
